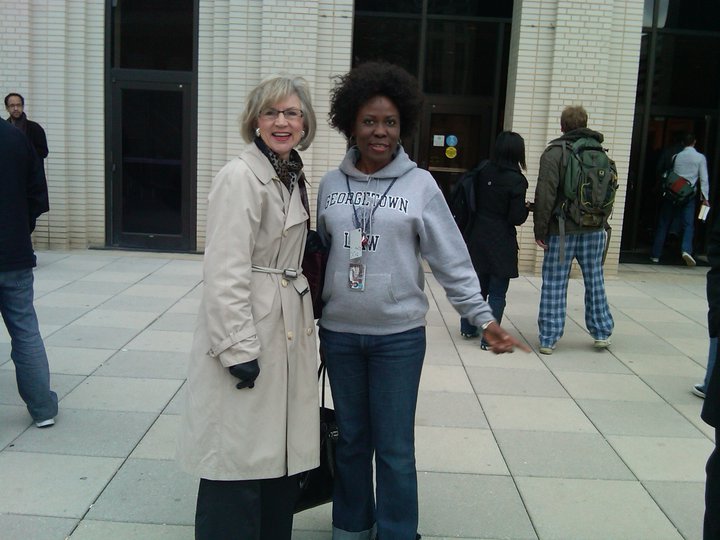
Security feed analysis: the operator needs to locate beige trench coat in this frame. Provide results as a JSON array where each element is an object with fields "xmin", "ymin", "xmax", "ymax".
[{"xmin": 177, "ymin": 144, "xmax": 319, "ymax": 481}]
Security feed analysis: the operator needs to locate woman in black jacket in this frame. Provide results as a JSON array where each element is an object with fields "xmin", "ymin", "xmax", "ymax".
[{"xmin": 460, "ymin": 131, "xmax": 530, "ymax": 348}]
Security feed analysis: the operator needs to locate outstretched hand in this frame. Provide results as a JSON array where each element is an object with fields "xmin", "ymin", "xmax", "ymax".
[{"xmin": 483, "ymin": 322, "xmax": 531, "ymax": 354}]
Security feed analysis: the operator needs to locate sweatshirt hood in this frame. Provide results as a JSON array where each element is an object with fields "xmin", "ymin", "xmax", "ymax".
[{"xmin": 339, "ymin": 145, "xmax": 417, "ymax": 180}]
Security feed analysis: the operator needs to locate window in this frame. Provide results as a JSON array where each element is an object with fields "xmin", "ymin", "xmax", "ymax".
[{"xmin": 112, "ymin": 0, "xmax": 194, "ymax": 70}]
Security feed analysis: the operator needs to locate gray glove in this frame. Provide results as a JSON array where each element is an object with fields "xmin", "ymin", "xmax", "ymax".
[{"xmin": 228, "ymin": 360, "xmax": 260, "ymax": 389}]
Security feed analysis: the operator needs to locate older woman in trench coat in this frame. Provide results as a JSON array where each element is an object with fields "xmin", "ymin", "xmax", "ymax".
[{"xmin": 177, "ymin": 75, "xmax": 320, "ymax": 540}]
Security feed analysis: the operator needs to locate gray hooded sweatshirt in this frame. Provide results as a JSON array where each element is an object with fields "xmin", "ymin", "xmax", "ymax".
[{"xmin": 316, "ymin": 146, "xmax": 494, "ymax": 335}]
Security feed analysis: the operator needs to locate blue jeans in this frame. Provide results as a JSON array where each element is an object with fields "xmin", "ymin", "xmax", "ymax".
[
  {"xmin": 460, "ymin": 273, "xmax": 510, "ymax": 338},
  {"xmin": 651, "ymin": 197, "xmax": 695, "ymax": 259},
  {"xmin": 0, "ymin": 268, "xmax": 57, "ymax": 422},
  {"xmin": 319, "ymin": 327, "xmax": 425, "ymax": 540}
]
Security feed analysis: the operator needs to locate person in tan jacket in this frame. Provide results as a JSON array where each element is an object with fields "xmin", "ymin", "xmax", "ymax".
[{"xmin": 176, "ymin": 75, "xmax": 320, "ymax": 540}]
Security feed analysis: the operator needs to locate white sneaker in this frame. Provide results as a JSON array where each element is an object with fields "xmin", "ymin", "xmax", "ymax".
[
  {"xmin": 650, "ymin": 257, "xmax": 659, "ymax": 263},
  {"xmin": 35, "ymin": 418, "xmax": 55, "ymax": 428},
  {"xmin": 594, "ymin": 338, "xmax": 611, "ymax": 349},
  {"xmin": 539, "ymin": 345, "xmax": 555, "ymax": 355},
  {"xmin": 682, "ymin": 252, "xmax": 696, "ymax": 267}
]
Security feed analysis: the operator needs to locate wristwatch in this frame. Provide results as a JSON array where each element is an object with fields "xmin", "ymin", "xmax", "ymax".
[{"xmin": 481, "ymin": 320, "xmax": 494, "ymax": 331}]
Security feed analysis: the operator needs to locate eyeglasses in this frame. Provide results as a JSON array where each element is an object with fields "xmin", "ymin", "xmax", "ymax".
[
  {"xmin": 7, "ymin": 103, "xmax": 23, "ymax": 109},
  {"xmin": 259, "ymin": 107, "xmax": 303, "ymax": 120}
]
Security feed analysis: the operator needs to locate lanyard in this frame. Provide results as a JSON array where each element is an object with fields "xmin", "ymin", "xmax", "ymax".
[{"xmin": 345, "ymin": 173, "xmax": 398, "ymax": 235}]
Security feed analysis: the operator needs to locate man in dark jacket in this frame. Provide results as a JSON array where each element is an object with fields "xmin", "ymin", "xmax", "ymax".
[
  {"xmin": 702, "ymin": 215, "xmax": 720, "ymax": 539},
  {"xmin": 0, "ymin": 119, "xmax": 57, "ymax": 427},
  {"xmin": 533, "ymin": 106, "xmax": 614, "ymax": 355},
  {"xmin": 5, "ymin": 92, "xmax": 49, "ymax": 168}
]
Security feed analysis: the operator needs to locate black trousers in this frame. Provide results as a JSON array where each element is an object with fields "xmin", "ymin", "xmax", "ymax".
[
  {"xmin": 195, "ymin": 475, "xmax": 300, "ymax": 540},
  {"xmin": 706, "ymin": 429, "xmax": 720, "ymax": 540}
]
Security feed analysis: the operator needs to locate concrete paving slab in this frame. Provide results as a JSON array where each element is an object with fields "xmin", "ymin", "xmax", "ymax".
[
  {"xmin": 34, "ymin": 305, "xmax": 91, "ymax": 326},
  {"xmin": 45, "ymin": 346, "xmax": 115, "ymax": 375},
  {"xmin": 69, "ymin": 520, "xmax": 194, "ymax": 540},
  {"xmin": 124, "ymin": 329, "xmax": 194, "ymax": 353},
  {"xmin": 95, "ymin": 349, "xmax": 189, "ymax": 380},
  {"xmin": 0, "ymin": 451, "xmax": 122, "ymax": 517},
  {"xmin": 9, "ymin": 408, "xmax": 157, "ymax": 457},
  {"xmin": 86, "ymin": 459, "xmax": 197, "ymax": 525},
  {"xmin": 494, "ymin": 430, "xmax": 634, "ymax": 480},
  {"xmin": 480, "ymin": 395, "xmax": 598, "ymax": 433},
  {"xmin": 101, "ymin": 294, "xmax": 177, "ymax": 313},
  {"xmin": 34, "ymin": 292, "xmax": 114, "ymax": 309},
  {"xmin": 615, "ymin": 351, "xmax": 706, "ymax": 377},
  {"xmin": 0, "ymin": 513, "xmax": 77, "ymax": 540},
  {"xmin": 164, "ymin": 381, "xmax": 186, "ymax": 415},
  {"xmin": 44, "ymin": 325, "xmax": 141, "ymax": 350},
  {"xmin": 466, "ymin": 366, "xmax": 568, "ymax": 398},
  {"xmin": 72, "ymin": 309, "xmax": 160, "ymax": 329},
  {"xmin": 553, "ymin": 371, "xmax": 664, "ymax": 401},
  {"xmin": 415, "ymin": 425, "xmax": 508, "ymax": 475},
  {"xmin": 0, "ymin": 404, "xmax": 32, "ymax": 449},
  {"xmin": 419, "ymin": 365, "xmax": 474, "ymax": 393},
  {"xmin": 538, "ymin": 350, "xmax": 633, "ymax": 374},
  {"xmin": 415, "ymin": 391, "xmax": 489, "ymax": 429},
  {"xmin": 60, "ymin": 376, "xmax": 182, "ymax": 413},
  {"xmin": 130, "ymin": 414, "xmax": 180, "ymax": 460},
  {"xmin": 606, "ymin": 435, "xmax": 712, "ymax": 482},
  {"xmin": 577, "ymin": 399, "xmax": 706, "ymax": 438},
  {"xmin": 644, "ymin": 480, "xmax": 704, "ymax": 540},
  {"xmin": 58, "ymin": 280, "xmax": 132, "ymax": 296},
  {"xmin": 147, "ymin": 312, "xmax": 198, "ymax": 332},
  {"xmin": 418, "ymin": 472, "xmax": 536, "ymax": 539},
  {"xmin": 516, "ymin": 477, "xmax": 683, "ymax": 540},
  {"xmin": 459, "ymin": 345, "xmax": 548, "ymax": 370},
  {"xmin": 0, "ymin": 370, "xmax": 84, "ymax": 407}
]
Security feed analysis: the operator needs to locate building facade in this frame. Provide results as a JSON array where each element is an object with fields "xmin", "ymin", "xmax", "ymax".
[{"xmin": 2, "ymin": 0, "xmax": 717, "ymax": 274}]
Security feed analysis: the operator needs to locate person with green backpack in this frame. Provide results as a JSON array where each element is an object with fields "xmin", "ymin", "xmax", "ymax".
[{"xmin": 533, "ymin": 106, "xmax": 616, "ymax": 355}]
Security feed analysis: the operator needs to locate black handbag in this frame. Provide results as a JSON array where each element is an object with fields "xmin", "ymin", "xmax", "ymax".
[{"xmin": 295, "ymin": 357, "xmax": 338, "ymax": 513}]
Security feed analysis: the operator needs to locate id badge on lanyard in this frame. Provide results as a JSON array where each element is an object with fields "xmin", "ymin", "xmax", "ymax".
[{"xmin": 348, "ymin": 228, "xmax": 366, "ymax": 291}]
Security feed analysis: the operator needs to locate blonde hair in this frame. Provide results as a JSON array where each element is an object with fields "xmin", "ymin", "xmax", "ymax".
[
  {"xmin": 560, "ymin": 105, "xmax": 588, "ymax": 133},
  {"xmin": 239, "ymin": 75, "xmax": 316, "ymax": 150}
]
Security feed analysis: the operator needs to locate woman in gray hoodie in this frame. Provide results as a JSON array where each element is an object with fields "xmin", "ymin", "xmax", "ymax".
[{"xmin": 316, "ymin": 62, "xmax": 528, "ymax": 540}]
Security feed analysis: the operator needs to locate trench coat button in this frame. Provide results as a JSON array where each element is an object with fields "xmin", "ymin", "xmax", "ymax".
[
  {"xmin": 281, "ymin": 279, "xmax": 288, "ymax": 287},
  {"xmin": 306, "ymin": 327, "xmax": 313, "ymax": 335},
  {"xmin": 287, "ymin": 331, "xmax": 294, "ymax": 340}
]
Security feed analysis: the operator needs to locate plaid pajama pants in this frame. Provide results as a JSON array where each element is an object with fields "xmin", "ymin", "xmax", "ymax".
[{"xmin": 538, "ymin": 230, "xmax": 614, "ymax": 347}]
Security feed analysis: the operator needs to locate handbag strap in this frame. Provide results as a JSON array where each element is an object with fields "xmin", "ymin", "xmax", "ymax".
[{"xmin": 318, "ymin": 353, "xmax": 327, "ymax": 407}]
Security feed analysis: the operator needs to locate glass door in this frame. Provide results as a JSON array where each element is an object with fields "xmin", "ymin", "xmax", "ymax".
[
  {"xmin": 110, "ymin": 81, "xmax": 193, "ymax": 250},
  {"xmin": 417, "ymin": 100, "xmax": 493, "ymax": 200}
]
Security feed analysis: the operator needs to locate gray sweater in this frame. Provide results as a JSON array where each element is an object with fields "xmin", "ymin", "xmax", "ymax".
[{"xmin": 316, "ymin": 146, "xmax": 494, "ymax": 335}]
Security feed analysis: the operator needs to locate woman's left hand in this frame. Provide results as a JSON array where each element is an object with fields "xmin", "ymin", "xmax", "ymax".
[{"xmin": 482, "ymin": 322, "xmax": 531, "ymax": 354}]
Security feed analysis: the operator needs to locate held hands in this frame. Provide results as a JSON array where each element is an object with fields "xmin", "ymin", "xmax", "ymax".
[
  {"xmin": 535, "ymin": 239, "xmax": 548, "ymax": 250},
  {"xmin": 229, "ymin": 360, "xmax": 260, "ymax": 389},
  {"xmin": 482, "ymin": 322, "xmax": 531, "ymax": 354}
]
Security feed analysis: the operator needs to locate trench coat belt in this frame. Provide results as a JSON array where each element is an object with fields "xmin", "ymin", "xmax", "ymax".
[
  {"xmin": 251, "ymin": 264, "xmax": 300, "ymax": 279},
  {"xmin": 251, "ymin": 264, "xmax": 309, "ymax": 296}
]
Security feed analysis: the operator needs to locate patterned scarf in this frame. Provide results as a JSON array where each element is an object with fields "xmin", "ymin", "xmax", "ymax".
[{"xmin": 254, "ymin": 137, "xmax": 310, "ymax": 218}]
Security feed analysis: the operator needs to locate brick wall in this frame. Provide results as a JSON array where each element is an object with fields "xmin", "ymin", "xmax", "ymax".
[
  {"xmin": 1, "ymin": 0, "xmax": 105, "ymax": 249},
  {"xmin": 196, "ymin": 0, "xmax": 353, "ymax": 247},
  {"xmin": 506, "ymin": 0, "xmax": 644, "ymax": 275},
  {"xmin": 3, "ymin": 0, "xmax": 643, "ymax": 275}
]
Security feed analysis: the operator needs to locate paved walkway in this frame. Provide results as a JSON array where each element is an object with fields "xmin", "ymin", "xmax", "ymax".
[{"xmin": 0, "ymin": 250, "xmax": 712, "ymax": 539}]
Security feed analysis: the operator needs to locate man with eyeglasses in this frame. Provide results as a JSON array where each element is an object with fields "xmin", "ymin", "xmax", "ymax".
[{"xmin": 5, "ymin": 93, "xmax": 49, "ymax": 168}]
